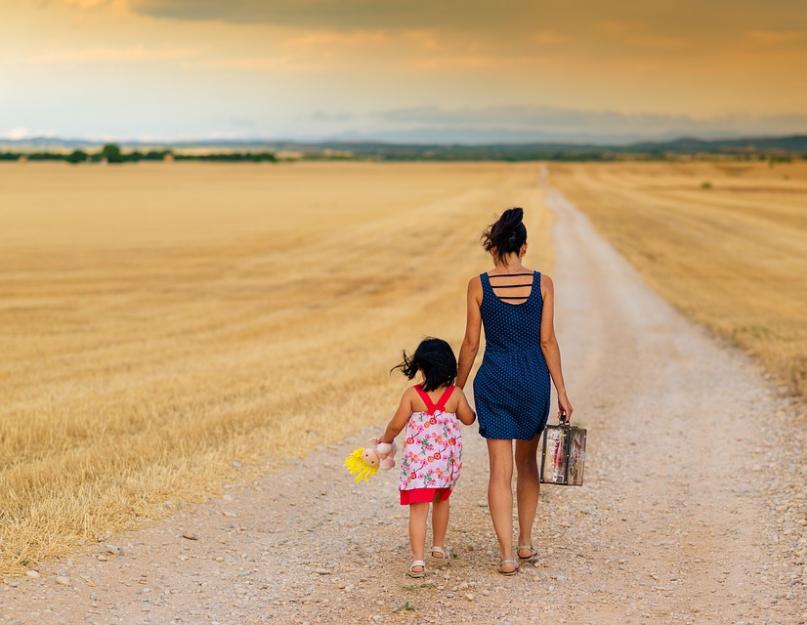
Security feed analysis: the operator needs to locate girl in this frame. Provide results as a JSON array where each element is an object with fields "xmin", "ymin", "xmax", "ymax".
[{"xmin": 379, "ymin": 337, "xmax": 476, "ymax": 578}]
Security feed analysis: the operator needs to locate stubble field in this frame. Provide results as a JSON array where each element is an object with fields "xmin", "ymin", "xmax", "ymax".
[
  {"xmin": 0, "ymin": 161, "xmax": 552, "ymax": 576},
  {"xmin": 5, "ymin": 157, "xmax": 804, "ymax": 581},
  {"xmin": 549, "ymin": 160, "xmax": 807, "ymax": 399}
]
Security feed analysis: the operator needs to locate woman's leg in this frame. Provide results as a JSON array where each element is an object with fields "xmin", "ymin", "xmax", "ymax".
[
  {"xmin": 409, "ymin": 502, "xmax": 429, "ymax": 571},
  {"xmin": 515, "ymin": 433, "xmax": 541, "ymax": 557},
  {"xmin": 431, "ymin": 493, "xmax": 449, "ymax": 555},
  {"xmin": 487, "ymin": 438, "xmax": 515, "ymax": 570}
]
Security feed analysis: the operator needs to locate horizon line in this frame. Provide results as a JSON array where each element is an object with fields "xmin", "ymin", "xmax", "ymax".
[{"xmin": 3, "ymin": 131, "xmax": 807, "ymax": 149}]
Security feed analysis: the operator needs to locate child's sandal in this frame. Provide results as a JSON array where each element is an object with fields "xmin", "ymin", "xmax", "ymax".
[
  {"xmin": 407, "ymin": 560, "xmax": 426, "ymax": 578},
  {"xmin": 517, "ymin": 544, "xmax": 538, "ymax": 561},
  {"xmin": 498, "ymin": 558, "xmax": 519, "ymax": 576},
  {"xmin": 431, "ymin": 546, "xmax": 448, "ymax": 560}
]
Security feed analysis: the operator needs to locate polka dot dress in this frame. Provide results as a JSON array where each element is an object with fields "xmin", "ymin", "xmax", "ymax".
[{"xmin": 472, "ymin": 272, "xmax": 551, "ymax": 440}]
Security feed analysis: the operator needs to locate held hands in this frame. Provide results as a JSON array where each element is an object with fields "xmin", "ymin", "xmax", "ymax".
[{"xmin": 557, "ymin": 392, "xmax": 573, "ymax": 423}]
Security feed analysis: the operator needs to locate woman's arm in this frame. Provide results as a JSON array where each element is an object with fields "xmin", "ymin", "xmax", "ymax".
[
  {"xmin": 379, "ymin": 388, "xmax": 413, "ymax": 444},
  {"xmin": 539, "ymin": 275, "xmax": 574, "ymax": 422},
  {"xmin": 455, "ymin": 390, "xmax": 477, "ymax": 426},
  {"xmin": 456, "ymin": 277, "xmax": 483, "ymax": 389}
]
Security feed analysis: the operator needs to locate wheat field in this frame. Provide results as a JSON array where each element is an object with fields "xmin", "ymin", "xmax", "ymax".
[
  {"xmin": 0, "ymin": 161, "xmax": 552, "ymax": 576},
  {"xmin": 549, "ymin": 160, "xmax": 807, "ymax": 399}
]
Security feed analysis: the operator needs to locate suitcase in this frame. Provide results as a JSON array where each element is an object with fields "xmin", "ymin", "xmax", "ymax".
[{"xmin": 540, "ymin": 423, "xmax": 587, "ymax": 485}]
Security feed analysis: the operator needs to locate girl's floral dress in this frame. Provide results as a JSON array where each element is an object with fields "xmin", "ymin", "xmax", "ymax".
[{"xmin": 399, "ymin": 384, "xmax": 463, "ymax": 505}]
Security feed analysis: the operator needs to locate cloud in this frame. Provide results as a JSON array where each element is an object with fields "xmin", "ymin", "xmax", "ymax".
[
  {"xmin": 364, "ymin": 106, "xmax": 807, "ymax": 143},
  {"xmin": 201, "ymin": 55, "xmax": 319, "ymax": 72},
  {"xmin": 746, "ymin": 30, "xmax": 807, "ymax": 46},
  {"xmin": 595, "ymin": 19, "xmax": 688, "ymax": 49},
  {"xmin": 2, "ymin": 127, "xmax": 59, "ymax": 140},
  {"xmin": 532, "ymin": 31, "xmax": 572, "ymax": 45},
  {"xmin": 28, "ymin": 44, "xmax": 204, "ymax": 64},
  {"xmin": 62, "ymin": 0, "xmax": 118, "ymax": 8},
  {"xmin": 310, "ymin": 111, "xmax": 354, "ymax": 123},
  {"xmin": 408, "ymin": 54, "xmax": 551, "ymax": 71},
  {"xmin": 50, "ymin": 0, "xmax": 803, "ymax": 63},
  {"xmin": 126, "ymin": 0, "xmax": 545, "ymax": 30},
  {"xmin": 289, "ymin": 30, "xmax": 392, "ymax": 47},
  {"xmin": 4, "ymin": 127, "xmax": 30, "ymax": 140}
]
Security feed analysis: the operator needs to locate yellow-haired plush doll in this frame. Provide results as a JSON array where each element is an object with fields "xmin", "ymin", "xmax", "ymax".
[{"xmin": 344, "ymin": 439, "xmax": 397, "ymax": 483}]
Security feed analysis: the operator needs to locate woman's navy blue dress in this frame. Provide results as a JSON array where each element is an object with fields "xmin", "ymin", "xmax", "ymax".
[{"xmin": 473, "ymin": 271, "xmax": 551, "ymax": 440}]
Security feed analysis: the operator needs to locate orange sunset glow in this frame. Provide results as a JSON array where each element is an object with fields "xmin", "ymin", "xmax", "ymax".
[{"xmin": 3, "ymin": 0, "xmax": 807, "ymax": 141}]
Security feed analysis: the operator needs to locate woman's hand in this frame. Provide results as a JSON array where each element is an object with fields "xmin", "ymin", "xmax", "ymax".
[{"xmin": 558, "ymin": 392, "xmax": 573, "ymax": 423}]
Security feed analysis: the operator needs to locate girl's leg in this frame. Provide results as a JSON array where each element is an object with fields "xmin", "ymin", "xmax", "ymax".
[
  {"xmin": 409, "ymin": 503, "xmax": 430, "ymax": 571},
  {"xmin": 487, "ymin": 438, "xmax": 515, "ymax": 571},
  {"xmin": 515, "ymin": 433, "xmax": 541, "ymax": 558},
  {"xmin": 431, "ymin": 493, "xmax": 449, "ymax": 556}
]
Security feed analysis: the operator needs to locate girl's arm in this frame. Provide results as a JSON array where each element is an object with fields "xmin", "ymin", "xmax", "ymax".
[
  {"xmin": 455, "ymin": 390, "xmax": 476, "ymax": 426},
  {"xmin": 456, "ymin": 277, "xmax": 483, "ymax": 389},
  {"xmin": 379, "ymin": 388, "xmax": 414, "ymax": 444},
  {"xmin": 539, "ymin": 275, "xmax": 574, "ymax": 421}
]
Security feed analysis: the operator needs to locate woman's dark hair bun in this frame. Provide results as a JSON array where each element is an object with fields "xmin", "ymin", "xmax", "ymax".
[
  {"xmin": 499, "ymin": 207, "xmax": 524, "ymax": 228},
  {"xmin": 482, "ymin": 207, "xmax": 527, "ymax": 261},
  {"xmin": 391, "ymin": 337, "xmax": 457, "ymax": 392}
]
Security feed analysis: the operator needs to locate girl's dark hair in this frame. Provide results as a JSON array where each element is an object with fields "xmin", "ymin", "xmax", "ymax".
[
  {"xmin": 391, "ymin": 337, "xmax": 457, "ymax": 392},
  {"xmin": 482, "ymin": 207, "xmax": 527, "ymax": 262}
]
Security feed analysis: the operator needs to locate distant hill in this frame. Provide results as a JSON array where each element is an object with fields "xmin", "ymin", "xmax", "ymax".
[
  {"xmin": 2, "ymin": 134, "xmax": 806, "ymax": 162},
  {"xmin": 627, "ymin": 135, "xmax": 807, "ymax": 153}
]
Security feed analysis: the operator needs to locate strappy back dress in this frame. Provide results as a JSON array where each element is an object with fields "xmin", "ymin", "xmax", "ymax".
[
  {"xmin": 398, "ymin": 384, "xmax": 463, "ymax": 505},
  {"xmin": 472, "ymin": 271, "xmax": 551, "ymax": 440}
]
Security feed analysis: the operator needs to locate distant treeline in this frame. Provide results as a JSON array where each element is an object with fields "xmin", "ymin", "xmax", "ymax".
[
  {"xmin": 0, "ymin": 143, "xmax": 277, "ymax": 164},
  {"xmin": 2, "ymin": 137, "xmax": 807, "ymax": 163},
  {"xmin": 301, "ymin": 137, "xmax": 807, "ymax": 162}
]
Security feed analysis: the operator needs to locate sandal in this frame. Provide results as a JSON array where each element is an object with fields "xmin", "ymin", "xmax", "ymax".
[
  {"xmin": 431, "ymin": 546, "xmax": 448, "ymax": 560},
  {"xmin": 498, "ymin": 558, "xmax": 519, "ymax": 576},
  {"xmin": 517, "ymin": 544, "xmax": 538, "ymax": 561},
  {"xmin": 407, "ymin": 560, "xmax": 426, "ymax": 578}
]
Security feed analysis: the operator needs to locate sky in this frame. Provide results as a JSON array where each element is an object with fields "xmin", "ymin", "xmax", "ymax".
[{"xmin": 2, "ymin": 0, "xmax": 807, "ymax": 143}]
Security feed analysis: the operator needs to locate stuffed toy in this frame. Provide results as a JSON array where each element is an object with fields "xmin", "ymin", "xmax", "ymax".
[{"xmin": 344, "ymin": 438, "xmax": 397, "ymax": 483}]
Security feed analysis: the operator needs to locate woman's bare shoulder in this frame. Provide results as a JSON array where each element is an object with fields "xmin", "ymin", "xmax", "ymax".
[{"xmin": 540, "ymin": 273, "xmax": 554, "ymax": 296}]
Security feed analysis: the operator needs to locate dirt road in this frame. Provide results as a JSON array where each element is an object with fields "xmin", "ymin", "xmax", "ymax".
[{"xmin": 1, "ymin": 171, "xmax": 804, "ymax": 625}]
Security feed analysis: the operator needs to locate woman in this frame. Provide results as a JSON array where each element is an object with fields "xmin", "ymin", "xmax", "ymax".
[{"xmin": 456, "ymin": 207, "xmax": 573, "ymax": 575}]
